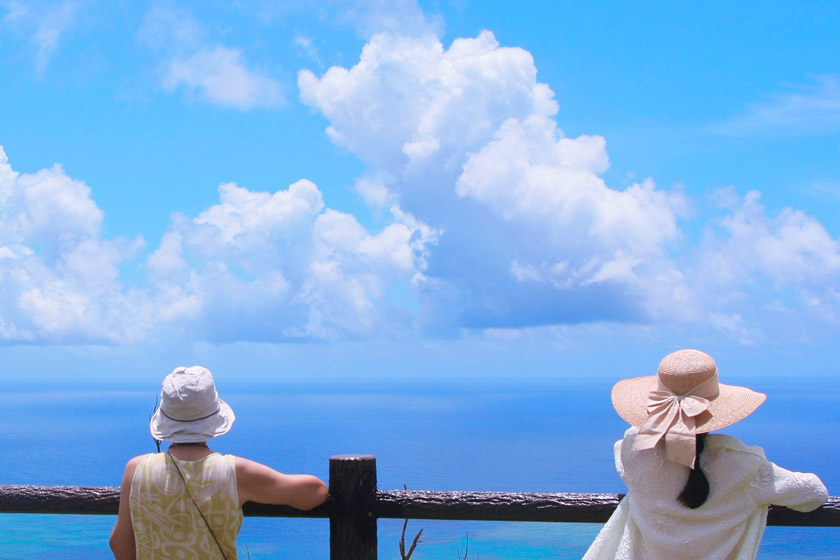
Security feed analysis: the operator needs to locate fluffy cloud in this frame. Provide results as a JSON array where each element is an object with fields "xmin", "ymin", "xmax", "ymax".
[
  {"xmin": 162, "ymin": 46, "xmax": 284, "ymax": 110},
  {"xmin": 0, "ymin": 145, "xmax": 436, "ymax": 343},
  {"xmin": 709, "ymin": 189, "xmax": 840, "ymax": 285},
  {"xmin": 299, "ymin": 31, "xmax": 557, "ymax": 181},
  {"xmin": 0, "ymin": 146, "xmax": 143, "ymax": 343},
  {"xmin": 299, "ymin": 31, "xmax": 840, "ymax": 338},
  {"xmin": 146, "ymin": 180, "xmax": 436, "ymax": 342},
  {"xmin": 300, "ymin": 31, "xmax": 690, "ymax": 328},
  {"xmin": 140, "ymin": 4, "xmax": 284, "ymax": 110},
  {"xmin": 5, "ymin": 25, "xmax": 840, "ymax": 346},
  {"xmin": 689, "ymin": 189, "xmax": 840, "ymax": 342}
]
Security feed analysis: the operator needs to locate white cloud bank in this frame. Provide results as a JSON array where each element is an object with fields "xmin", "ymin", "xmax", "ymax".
[
  {"xmin": 2, "ymin": 30, "xmax": 839, "ymax": 345},
  {"xmin": 691, "ymin": 189, "xmax": 840, "ymax": 344},
  {"xmin": 146, "ymin": 180, "xmax": 436, "ymax": 341},
  {"xmin": 0, "ymin": 147, "xmax": 143, "ymax": 343},
  {"xmin": 299, "ymin": 31, "xmax": 840, "ymax": 338},
  {"xmin": 299, "ymin": 32, "xmax": 692, "ymax": 328},
  {"xmin": 0, "ymin": 146, "xmax": 436, "ymax": 343}
]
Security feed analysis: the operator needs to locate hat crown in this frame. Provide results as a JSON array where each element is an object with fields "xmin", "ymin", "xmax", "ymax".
[
  {"xmin": 657, "ymin": 349, "xmax": 717, "ymax": 395},
  {"xmin": 160, "ymin": 366, "xmax": 219, "ymax": 421}
]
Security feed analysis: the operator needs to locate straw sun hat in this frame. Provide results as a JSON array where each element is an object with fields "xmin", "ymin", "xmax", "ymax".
[
  {"xmin": 149, "ymin": 366, "xmax": 235, "ymax": 443},
  {"xmin": 612, "ymin": 349, "xmax": 766, "ymax": 434}
]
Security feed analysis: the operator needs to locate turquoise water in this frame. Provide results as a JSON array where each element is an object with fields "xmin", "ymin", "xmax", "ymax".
[{"xmin": 0, "ymin": 376, "xmax": 837, "ymax": 558}]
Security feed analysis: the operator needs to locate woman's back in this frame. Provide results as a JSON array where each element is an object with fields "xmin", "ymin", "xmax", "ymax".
[
  {"xmin": 129, "ymin": 452, "xmax": 242, "ymax": 560},
  {"xmin": 610, "ymin": 428, "xmax": 826, "ymax": 560}
]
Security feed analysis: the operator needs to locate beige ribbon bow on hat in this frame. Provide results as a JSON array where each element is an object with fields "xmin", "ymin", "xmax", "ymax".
[{"xmin": 632, "ymin": 374, "xmax": 719, "ymax": 468}]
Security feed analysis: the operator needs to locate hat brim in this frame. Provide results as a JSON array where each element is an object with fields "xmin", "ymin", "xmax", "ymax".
[
  {"xmin": 149, "ymin": 398, "xmax": 235, "ymax": 443},
  {"xmin": 611, "ymin": 376, "xmax": 766, "ymax": 433}
]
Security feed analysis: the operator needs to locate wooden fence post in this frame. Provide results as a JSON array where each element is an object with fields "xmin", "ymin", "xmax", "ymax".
[{"xmin": 330, "ymin": 454, "xmax": 377, "ymax": 560}]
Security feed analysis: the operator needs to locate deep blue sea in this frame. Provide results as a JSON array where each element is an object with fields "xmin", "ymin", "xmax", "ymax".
[{"xmin": 0, "ymin": 374, "xmax": 837, "ymax": 559}]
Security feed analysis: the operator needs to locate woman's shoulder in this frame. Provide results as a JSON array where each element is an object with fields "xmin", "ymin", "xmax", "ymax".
[
  {"xmin": 620, "ymin": 426, "xmax": 638, "ymax": 440},
  {"xmin": 121, "ymin": 453, "xmax": 159, "ymax": 486},
  {"xmin": 705, "ymin": 433, "xmax": 768, "ymax": 460},
  {"xmin": 127, "ymin": 453, "xmax": 158, "ymax": 468}
]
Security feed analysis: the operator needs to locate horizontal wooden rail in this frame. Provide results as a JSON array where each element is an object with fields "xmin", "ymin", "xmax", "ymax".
[
  {"xmin": 0, "ymin": 485, "xmax": 329, "ymax": 518},
  {"xmin": 375, "ymin": 490, "xmax": 621, "ymax": 523},
  {"xmin": 2, "ymin": 455, "xmax": 837, "ymax": 560},
  {"xmin": 0, "ymin": 485, "xmax": 119, "ymax": 516},
  {"xmin": 1, "ymin": 485, "xmax": 838, "ymax": 527}
]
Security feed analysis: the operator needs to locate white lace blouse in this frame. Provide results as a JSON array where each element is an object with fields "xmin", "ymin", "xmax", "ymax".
[{"xmin": 583, "ymin": 427, "xmax": 828, "ymax": 560}]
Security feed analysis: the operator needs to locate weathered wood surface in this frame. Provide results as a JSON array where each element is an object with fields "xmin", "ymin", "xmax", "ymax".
[
  {"xmin": 242, "ymin": 501, "xmax": 331, "ymax": 518},
  {"xmin": 0, "ymin": 485, "xmax": 120, "ymax": 515},
  {"xmin": 768, "ymin": 496, "xmax": 840, "ymax": 527},
  {"xmin": 375, "ymin": 490, "xmax": 622, "ymax": 523},
  {"xmin": 1, "ymin": 484, "xmax": 838, "ymax": 527}
]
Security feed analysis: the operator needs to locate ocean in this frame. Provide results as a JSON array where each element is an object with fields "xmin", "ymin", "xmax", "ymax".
[{"xmin": 0, "ymin": 374, "xmax": 837, "ymax": 559}]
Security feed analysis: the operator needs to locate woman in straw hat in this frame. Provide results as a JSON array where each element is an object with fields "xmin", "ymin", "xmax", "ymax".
[
  {"xmin": 583, "ymin": 349, "xmax": 827, "ymax": 560},
  {"xmin": 109, "ymin": 366, "xmax": 328, "ymax": 560}
]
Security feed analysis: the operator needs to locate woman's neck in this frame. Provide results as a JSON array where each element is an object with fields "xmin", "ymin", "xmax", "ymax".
[{"xmin": 168, "ymin": 442, "xmax": 213, "ymax": 461}]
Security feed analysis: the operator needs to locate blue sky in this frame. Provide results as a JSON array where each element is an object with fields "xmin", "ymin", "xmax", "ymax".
[{"xmin": 1, "ymin": 1, "xmax": 839, "ymax": 382}]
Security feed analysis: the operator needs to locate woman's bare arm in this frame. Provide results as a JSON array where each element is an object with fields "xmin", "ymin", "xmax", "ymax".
[
  {"xmin": 235, "ymin": 457, "xmax": 328, "ymax": 510},
  {"xmin": 109, "ymin": 456, "xmax": 141, "ymax": 560}
]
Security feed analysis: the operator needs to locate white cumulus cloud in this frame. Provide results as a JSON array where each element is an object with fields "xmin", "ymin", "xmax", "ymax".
[
  {"xmin": 298, "ymin": 30, "xmax": 840, "ymax": 339},
  {"xmin": 299, "ymin": 31, "xmax": 690, "ymax": 328},
  {"xmin": 0, "ymin": 146, "xmax": 144, "ymax": 343},
  {"xmin": 146, "ymin": 179, "xmax": 436, "ymax": 342},
  {"xmin": 5, "ymin": 23, "xmax": 840, "ymax": 346},
  {"xmin": 698, "ymin": 189, "xmax": 840, "ymax": 287},
  {"xmin": 686, "ymin": 188, "xmax": 840, "ymax": 341},
  {"xmin": 299, "ymin": 31, "xmax": 557, "ymax": 181},
  {"xmin": 0, "ymin": 145, "xmax": 439, "ymax": 344}
]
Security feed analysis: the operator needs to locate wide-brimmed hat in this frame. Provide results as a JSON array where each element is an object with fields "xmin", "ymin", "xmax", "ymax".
[
  {"xmin": 612, "ymin": 349, "xmax": 766, "ymax": 433},
  {"xmin": 612, "ymin": 349, "xmax": 766, "ymax": 467},
  {"xmin": 150, "ymin": 366, "xmax": 235, "ymax": 443}
]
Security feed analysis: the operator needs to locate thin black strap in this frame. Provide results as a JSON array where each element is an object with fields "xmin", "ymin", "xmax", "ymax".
[
  {"xmin": 160, "ymin": 405, "xmax": 221, "ymax": 423},
  {"xmin": 166, "ymin": 453, "xmax": 229, "ymax": 560}
]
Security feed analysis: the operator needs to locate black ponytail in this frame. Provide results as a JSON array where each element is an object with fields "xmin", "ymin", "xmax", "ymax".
[{"xmin": 677, "ymin": 433, "xmax": 709, "ymax": 508}]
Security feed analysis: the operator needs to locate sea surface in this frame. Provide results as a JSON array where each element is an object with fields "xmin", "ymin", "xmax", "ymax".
[{"xmin": 0, "ymin": 374, "xmax": 837, "ymax": 559}]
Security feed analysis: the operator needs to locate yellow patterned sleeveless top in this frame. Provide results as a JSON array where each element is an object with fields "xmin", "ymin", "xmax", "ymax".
[{"xmin": 129, "ymin": 452, "xmax": 243, "ymax": 560}]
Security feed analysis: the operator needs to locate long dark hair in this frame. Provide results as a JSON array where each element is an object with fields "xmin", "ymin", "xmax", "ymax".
[{"xmin": 677, "ymin": 433, "xmax": 709, "ymax": 508}]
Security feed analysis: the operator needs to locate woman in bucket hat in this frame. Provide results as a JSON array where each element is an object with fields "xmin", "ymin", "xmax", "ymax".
[
  {"xmin": 583, "ymin": 349, "xmax": 827, "ymax": 560},
  {"xmin": 109, "ymin": 366, "xmax": 328, "ymax": 560}
]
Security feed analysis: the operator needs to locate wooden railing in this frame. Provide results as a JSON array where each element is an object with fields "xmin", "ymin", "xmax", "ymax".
[{"xmin": 1, "ymin": 455, "xmax": 838, "ymax": 559}]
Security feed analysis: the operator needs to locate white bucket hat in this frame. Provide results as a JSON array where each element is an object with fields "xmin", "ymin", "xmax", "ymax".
[
  {"xmin": 611, "ymin": 349, "xmax": 766, "ymax": 467},
  {"xmin": 150, "ymin": 366, "xmax": 235, "ymax": 443}
]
